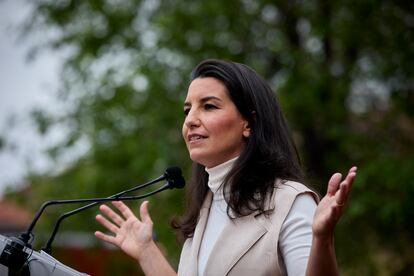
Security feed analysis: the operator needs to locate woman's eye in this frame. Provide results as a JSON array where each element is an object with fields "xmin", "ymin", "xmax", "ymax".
[
  {"xmin": 204, "ymin": 104, "xmax": 217, "ymax": 110},
  {"xmin": 183, "ymin": 108, "xmax": 190, "ymax": 116}
]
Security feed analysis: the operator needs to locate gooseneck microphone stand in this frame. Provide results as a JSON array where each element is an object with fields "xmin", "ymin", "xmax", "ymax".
[
  {"xmin": 42, "ymin": 182, "xmax": 171, "ymax": 253},
  {"xmin": 20, "ymin": 174, "xmax": 166, "ymax": 246},
  {"xmin": 0, "ymin": 166, "xmax": 185, "ymax": 276}
]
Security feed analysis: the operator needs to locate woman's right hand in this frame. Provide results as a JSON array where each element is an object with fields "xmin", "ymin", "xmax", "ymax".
[{"xmin": 95, "ymin": 200, "xmax": 154, "ymax": 262}]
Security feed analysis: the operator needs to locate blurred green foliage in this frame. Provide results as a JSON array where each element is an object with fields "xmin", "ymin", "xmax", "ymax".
[{"xmin": 4, "ymin": 0, "xmax": 414, "ymax": 275}]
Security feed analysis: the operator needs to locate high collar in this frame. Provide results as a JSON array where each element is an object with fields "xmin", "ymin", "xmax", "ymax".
[{"xmin": 205, "ymin": 157, "xmax": 238, "ymax": 194}]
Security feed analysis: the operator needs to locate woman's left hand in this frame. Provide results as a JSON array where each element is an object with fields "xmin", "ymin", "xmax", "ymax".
[{"xmin": 312, "ymin": 166, "xmax": 357, "ymax": 238}]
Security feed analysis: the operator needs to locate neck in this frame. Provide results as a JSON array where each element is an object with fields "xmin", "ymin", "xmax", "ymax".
[{"xmin": 205, "ymin": 156, "xmax": 238, "ymax": 194}]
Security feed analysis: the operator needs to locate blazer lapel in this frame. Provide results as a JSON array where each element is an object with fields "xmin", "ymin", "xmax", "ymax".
[
  {"xmin": 184, "ymin": 192, "xmax": 213, "ymax": 276},
  {"xmin": 203, "ymin": 213, "xmax": 268, "ymax": 275}
]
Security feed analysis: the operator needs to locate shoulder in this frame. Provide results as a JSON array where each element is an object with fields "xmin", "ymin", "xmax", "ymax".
[
  {"xmin": 274, "ymin": 179, "xmax": 319, "ymax": 203},
  {"xmin": 259, "ymin": 179, "xmax": 318, "ymax": 229},
  {"xmin": 254, "ymin": 180, "xmax": 316, "ymax": 239},
  {"xmin": 277, "ymin": 179, "xmax": 314, "ymax": 193}
]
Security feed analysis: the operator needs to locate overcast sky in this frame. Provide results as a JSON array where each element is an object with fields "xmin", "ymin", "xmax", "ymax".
[{"xmin": 0, "ymin": 0, "xmax": 62, "ymax": 197}]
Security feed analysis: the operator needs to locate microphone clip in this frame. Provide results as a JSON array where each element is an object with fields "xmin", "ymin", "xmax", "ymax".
[{"xmin": 0, "ymin": 237, "xmax": 29, "ymax": 272}]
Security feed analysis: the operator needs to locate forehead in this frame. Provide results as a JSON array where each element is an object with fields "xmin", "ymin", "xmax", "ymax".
[{"xmin": 185, "ymin": 77, "xmax": 230, "ymax": 101}]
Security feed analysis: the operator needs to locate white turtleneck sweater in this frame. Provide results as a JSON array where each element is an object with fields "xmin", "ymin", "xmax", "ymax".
[{"xmin": 197, "ymin": 157, "xmax": 316, "ymax": 276}]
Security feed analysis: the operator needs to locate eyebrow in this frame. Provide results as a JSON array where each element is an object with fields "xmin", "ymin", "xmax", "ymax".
[{"xmin": 183, "ymin": 96, "xmax": 222, "ymax": 107}]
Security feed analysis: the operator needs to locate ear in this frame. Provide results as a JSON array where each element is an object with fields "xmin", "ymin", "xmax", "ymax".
[{"xmin": 242, "ymin": 121, "xmax": 251, "ymax": 138}]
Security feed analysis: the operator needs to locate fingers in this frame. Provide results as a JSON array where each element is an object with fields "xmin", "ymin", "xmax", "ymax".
[
  {"xmin": 112, "ymin": 201, "xmax": 136, "ymax": 220},
  {"xmin": 95, "ymin": 213, "xmax": 119, "ymax": 233},
  {"xmin": 346, "ymin": 167, "xmax": 357, "ymax": 187},
  {"xmin": 139, "ymin": 201, "xmax": 153, "ymax": 224},
  {"xmin": 335, "ymin": 166, "xmax": 358, "ymax": 206},
  {"xmin": 95, "ymin": 201, "xmax": 152, "ymax": 246},
  {"xmin": 99, "ymin": 204, "xmax": 125, "ymax": 226},
  {"xmin": 335, "ymin": 182, "xmax": 349, "ymax": 206},
  {"xmin": 95, "ymin": 201, "xmax": 150, "ymax": 231},
  {"xmin": 94, "ymin": 230, "xmax": 117, "ymax": 244},
  {"xmin": 95, "ymin": 202, "xmax": 137, "ymax": 235},
  {"xmin": 349, "ymin": 166, "xmax": 357, "ymax": 174},
  {"xmin": 327, "ymin": 173, "xmax": 342, "ymax": 196}
]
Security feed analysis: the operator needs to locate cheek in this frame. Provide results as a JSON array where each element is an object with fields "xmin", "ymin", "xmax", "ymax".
[
  {"xmin": 182, "ymin": 124, "xmax": 187, "ymax": 141},
  {"xmin": 210, "ymin": 117, "xmax": 241, "ymax": 135}
]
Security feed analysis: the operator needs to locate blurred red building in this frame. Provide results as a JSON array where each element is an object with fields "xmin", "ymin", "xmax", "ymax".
[{"xmin": 0, "ymin": 199, "xmax": 32, "ymax": 236}]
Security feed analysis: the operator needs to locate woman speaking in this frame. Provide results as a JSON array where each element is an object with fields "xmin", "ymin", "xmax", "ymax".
[{"xmin": 94, "ymin": 59, "xmax": 357, "ymax": 276}]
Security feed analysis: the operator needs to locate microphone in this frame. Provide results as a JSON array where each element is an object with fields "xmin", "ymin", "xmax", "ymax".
[
  {"xmin": 164, "ymin": 166, "xmax": 186, "ymax": 189},
  {"xmin": 42, "ymin": 169, "xmax": 185, "ymax": 253},
  {"xmin": 1, "ymin": 167, "xmax": 184, "ymax": 275},
  {"xmin": 20, "ymin": 166, "xmax": 184, "ymax": 247}
]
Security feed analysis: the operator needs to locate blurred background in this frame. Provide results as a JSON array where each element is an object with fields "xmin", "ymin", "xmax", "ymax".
[{"xmin": 0, "ymin": 0, "xmax": 413, "ymax": 275}]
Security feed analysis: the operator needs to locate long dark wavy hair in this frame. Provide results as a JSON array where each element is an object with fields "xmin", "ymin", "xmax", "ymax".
[{"xmin": 172, "ymin": 59, "xmax": 305, "ymax": 241}]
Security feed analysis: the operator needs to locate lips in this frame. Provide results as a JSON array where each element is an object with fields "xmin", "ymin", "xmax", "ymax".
[{"xmin": 187, "ymin": 134, "xmax": 207, "ymax": 142}]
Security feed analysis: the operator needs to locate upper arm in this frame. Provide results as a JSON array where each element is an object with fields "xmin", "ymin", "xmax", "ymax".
[{"xmin": 279, "ymin": 193, "xmax": 317, "ymax": 276}]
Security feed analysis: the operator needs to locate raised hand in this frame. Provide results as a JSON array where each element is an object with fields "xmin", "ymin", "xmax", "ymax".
[
  {"xmin": 312, "ymin": 166, "xmax": 357, "ymax": 238},
  {"xmin": 95, "ymin": 200, "xmax": 154, "ymax": 261}
]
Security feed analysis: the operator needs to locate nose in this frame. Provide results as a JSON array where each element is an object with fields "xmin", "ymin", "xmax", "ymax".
[{"xmin": 184, "ymin": 109, "xmax": 200, "ymax": 129}]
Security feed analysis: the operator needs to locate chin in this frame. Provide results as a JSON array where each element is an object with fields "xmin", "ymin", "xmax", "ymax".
[
  {"xmin": 189, "ymin": 152, "xmax": 205, "ymax": 164},
  {"xmin": 190, "ymin": 155, "xmax": 214, "ymax": 168}
]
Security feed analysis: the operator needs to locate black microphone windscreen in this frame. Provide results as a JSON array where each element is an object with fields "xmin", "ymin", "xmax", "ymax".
[
  {"xmin": 164, "ymin": 166, "xmax": 185, "ymax": 189},
  {"xmin": 171, "ymin": 176, "xmax": 185, "ymax": 189},
  {"xmin": 165, "ymin": 166, "xmax": 182, "ymax": 178}
]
